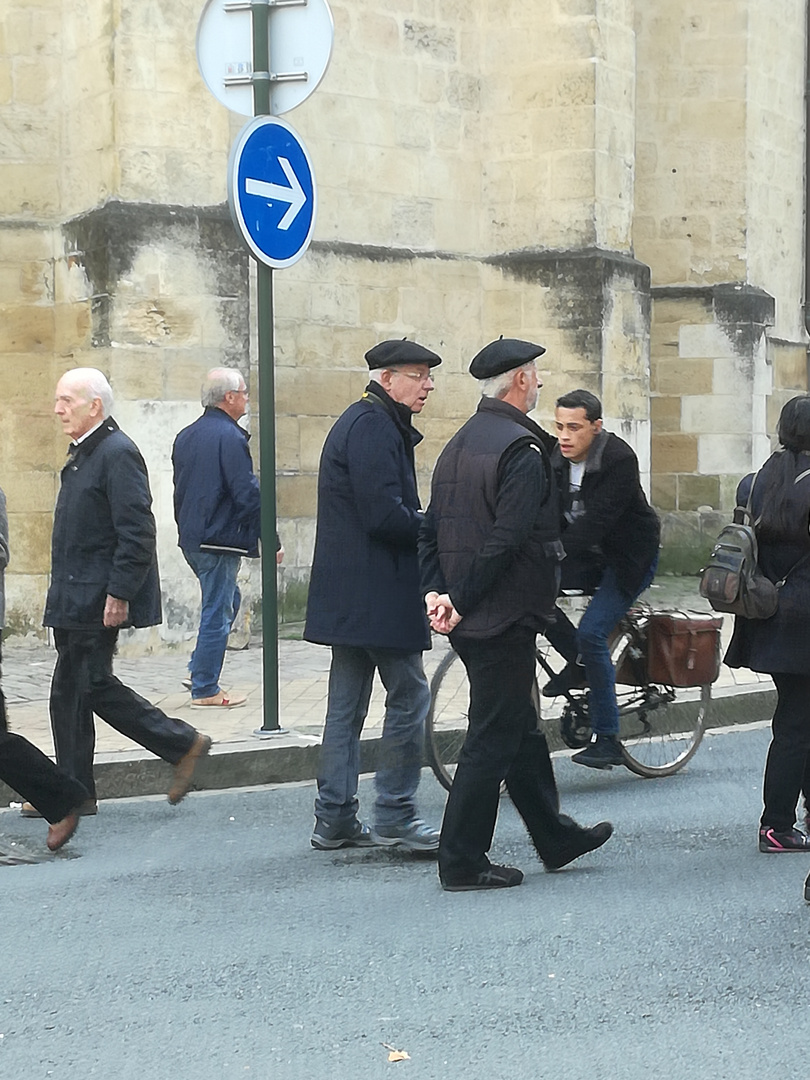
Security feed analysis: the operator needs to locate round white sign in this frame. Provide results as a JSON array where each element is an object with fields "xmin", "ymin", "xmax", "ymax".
[{"xmin": 196, "ymin": 0, "xmax": 334, "ymax": 117}]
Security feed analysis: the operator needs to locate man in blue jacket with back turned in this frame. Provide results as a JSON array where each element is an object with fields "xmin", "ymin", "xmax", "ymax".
[
  {"xmin": 304, "ymin": 340, "xmax": 442, "ymax": 854},
  {"xmin": 173, "ymin": 368, "xmax": 262, "ymax": 708}
]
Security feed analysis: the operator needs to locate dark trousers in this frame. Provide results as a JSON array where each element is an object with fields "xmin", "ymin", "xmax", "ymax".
[
  {"xmin": 0, "ymin": 644, "xmax": 89, "ymax": 823},
  {"xmin": 439, "ymin": 625, "xmax": 586, "ymax": 882},
  {"xmin": 50, "ymin": 627, "xmax": 197, "ymax": 798},
  {"xmin": 762, "ymin": 672, "xmax": 810, "ymax": 831}
]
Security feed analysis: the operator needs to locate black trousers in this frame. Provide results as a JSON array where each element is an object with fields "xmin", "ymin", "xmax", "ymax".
[
  {"xmin": 0, "ymin": 644, "xmax": 89, "ymax": 823},
  {"xmin": 439, "ymin": 625, "xmax": 587, "ymax": 882},
  {"xmin": 762, "ymin": 672, "xmax": 810, "ymax": 831},
  {"xmin": 50, "ymin": 627, "xmax": 197, "ymax": 798}
]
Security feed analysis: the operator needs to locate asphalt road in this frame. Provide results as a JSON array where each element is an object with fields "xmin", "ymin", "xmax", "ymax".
[{"xmin": 2, "ymin": 723, "xmax": 808, "ymax": 1080}]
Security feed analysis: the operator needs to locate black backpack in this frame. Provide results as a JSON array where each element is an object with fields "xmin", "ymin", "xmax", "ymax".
[{"xmin": 699, "ymin": 516, "xmax": 777, "ymax": 619}]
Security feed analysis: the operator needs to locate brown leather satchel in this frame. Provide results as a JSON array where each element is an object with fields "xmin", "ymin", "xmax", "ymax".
[{"xmin": 646, "ymin": 611, "xmax": 723, "ymax": 687}]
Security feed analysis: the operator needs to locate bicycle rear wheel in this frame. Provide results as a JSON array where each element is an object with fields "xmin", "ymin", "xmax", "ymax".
[
  {"xmin": 425, "ymin": 643, "xmax": 558, "ymax": 791},
  {"xmin": 612, "ymin": 632, "xmax": 710, "ymax": 777}
]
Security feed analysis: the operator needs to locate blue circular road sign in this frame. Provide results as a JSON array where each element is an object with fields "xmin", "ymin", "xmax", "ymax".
[{"xmin": 228, "ymin": 116, "xmax": 317, "ymax": 269}]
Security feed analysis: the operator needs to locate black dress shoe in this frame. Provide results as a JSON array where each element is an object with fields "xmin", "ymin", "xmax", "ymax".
[
  {"xmin": 441, "ymin": 864, "xmax": 524, "ymax": 891},
  {"xmin": 543, "ymin": 821, "xmax": 614, "ymax": 871},
  {"xmin": 805, "ymin": 872, "xmax": 810, "ymax": 903},
  {"xmin": 542, "ymin": 662, "xmax": 588, "ymax": 698},
  {"xmin": 571, "ymin": 734, "xmax": 625, "ymax": 770}
]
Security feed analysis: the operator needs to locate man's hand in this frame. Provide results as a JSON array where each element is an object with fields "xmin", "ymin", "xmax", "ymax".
[
  {"xmin": 103, "ymin": 595, "xmax": 129, "ymax": 628},
  {"xmin": 276, "ymin": 545, "xmax": 284, "ymax": 565},
  {"xmin": 425, "ymin": 592, "xmax": 463, "ymax": 635}
]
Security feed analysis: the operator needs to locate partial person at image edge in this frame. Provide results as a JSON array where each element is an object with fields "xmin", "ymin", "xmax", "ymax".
[{"xmin": 0, "ymin": 484, "xmax": 89, "ymax": 851}]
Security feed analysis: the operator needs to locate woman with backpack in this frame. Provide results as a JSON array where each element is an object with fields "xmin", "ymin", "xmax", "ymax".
[{"xmin": 725, "ymin": 394, "xmax": 810, "ymax": 858}]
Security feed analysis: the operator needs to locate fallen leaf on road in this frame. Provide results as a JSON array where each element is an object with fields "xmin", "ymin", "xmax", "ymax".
[{"xmin": 382, "ymin": 1042, "xmax": 411, "ymax": 1062}]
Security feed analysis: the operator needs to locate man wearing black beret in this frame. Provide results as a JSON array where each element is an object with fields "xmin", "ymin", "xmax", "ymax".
[
  {"xmin": 419, "ymin": 338, "xmax": 612, "ymax": 890},
  {"xmin": 305, "ymin": 339, "xmax": 442, "ymax": 853}
]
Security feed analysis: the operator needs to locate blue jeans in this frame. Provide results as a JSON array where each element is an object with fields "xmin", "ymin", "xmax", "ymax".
[
  {"xmin": 315, "ymin": 646, "xmax": 430, "ymax": 829},
  {"xmin": 577, "ymin": 561, "xmax": 657, "ymax": 735},
  {"xmin": 183, "ymin": 550, "xmax": 241, "ymax": 699}
]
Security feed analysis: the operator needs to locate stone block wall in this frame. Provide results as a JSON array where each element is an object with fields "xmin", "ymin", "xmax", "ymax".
[{"xmin": 2, "ymin": 0, "xmax": 809, "ymax": 636}]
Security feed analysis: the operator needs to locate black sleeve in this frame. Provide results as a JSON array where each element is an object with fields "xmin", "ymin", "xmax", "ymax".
[{"xmin": 418, "ymin": 506, "xmax": 445, "ymax": 596}]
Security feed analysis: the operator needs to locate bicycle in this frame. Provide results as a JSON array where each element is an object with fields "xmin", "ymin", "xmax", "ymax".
[{"xmin": 425, "ymin": 603, "xmax": 716, "ymax": 790}]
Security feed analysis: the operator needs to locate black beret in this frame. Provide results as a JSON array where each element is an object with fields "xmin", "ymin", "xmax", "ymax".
[
  {"xmin": 469, "ymin": 337, "xmax": 546, "ymax": 380},
  {"xmin": 365, "ymin": 339, "xmax": 442, "ymax": 370}
]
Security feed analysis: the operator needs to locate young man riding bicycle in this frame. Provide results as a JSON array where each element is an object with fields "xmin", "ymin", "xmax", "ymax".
[{"xmin": 544, "ymin": 389, "xmax": 660, "ymax": 769}]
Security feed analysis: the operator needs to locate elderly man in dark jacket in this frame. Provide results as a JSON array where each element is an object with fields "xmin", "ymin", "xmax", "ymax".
[
  {"xmin": 545, "ymin": 388, "xmax": 660, "ymax": 770},
  {"xmin": 0, "ymin": 485, "xmax": 89, "ymax": 850},
  {"xmin": 304, "ymin": 339, "xmax": 442, "ymax": 853},
  {"xmin": 172, "ymin": 367, "xmax": 263, "ymax": 708},
  {"xmin": 419, "ymin": 339, "xmax": 612, "ymax": 891},
  {"xmin": 27, "ymin": 368, "xmax": 211, "ymax": 816}
]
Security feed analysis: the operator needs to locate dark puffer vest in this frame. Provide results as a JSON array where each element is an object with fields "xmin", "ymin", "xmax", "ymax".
[{"xmin": 430, "ymin": 399, "xmax": 562, "ymax": 639}]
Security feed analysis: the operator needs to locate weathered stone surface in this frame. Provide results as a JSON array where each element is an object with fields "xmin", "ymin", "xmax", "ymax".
[{"xmin": 2, "ymin": 0, "xmax": 808, "ymax": 636}]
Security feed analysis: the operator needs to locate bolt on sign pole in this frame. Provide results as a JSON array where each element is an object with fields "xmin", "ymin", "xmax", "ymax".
[{"xmin": 250, "ymin": 0, "xmax": 283, "ymax": 734}]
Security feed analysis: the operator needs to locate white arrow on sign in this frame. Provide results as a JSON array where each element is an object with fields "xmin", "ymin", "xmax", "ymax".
[{"xmin": 245, "ymin": 157, "xmax": 306, "ymax": 230}]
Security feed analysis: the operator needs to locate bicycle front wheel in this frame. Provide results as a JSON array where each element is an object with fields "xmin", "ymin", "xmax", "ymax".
[
  {"xmin": 612, "ymin": 632, "xmax": 710, "ymax": 777},
  {"xmin": 425, "ymin": 647, "xmax": 470, "ymax": 792}
]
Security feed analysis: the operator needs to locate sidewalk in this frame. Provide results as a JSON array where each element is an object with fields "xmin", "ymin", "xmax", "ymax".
[{"xmin": 0, "ymin": 578, "xmax": 776, "ymax": 803}]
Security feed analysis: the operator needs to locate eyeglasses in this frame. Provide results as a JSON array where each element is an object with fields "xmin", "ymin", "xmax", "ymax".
[{"xmin": 395, "ymin": 371, "xmax": 436, "ymax": 384}]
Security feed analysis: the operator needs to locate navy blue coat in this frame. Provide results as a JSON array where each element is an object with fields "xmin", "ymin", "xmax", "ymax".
[
  {"xmin": 304, "ymin": 383, "xmax": 431, "ymax": 653},
  {"xmin": 172, "ymin": 407, "xmax": 261, "ymax": 557},
  {"xmin": 43, "ymin": 420, "xmax": 162, "ymax": 629},
  {"xmin": 725, "ymin": 450, "xmax": 810, "ymax": 674}
]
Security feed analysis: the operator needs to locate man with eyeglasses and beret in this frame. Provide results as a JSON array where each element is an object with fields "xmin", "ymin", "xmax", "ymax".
[
  {"xmin": 305, "ymin": 339, "xmax": 442, "ymax": 854},
  {"xmin": 419, "ymin": 338, "xmax": 612, "ymax": 891}
]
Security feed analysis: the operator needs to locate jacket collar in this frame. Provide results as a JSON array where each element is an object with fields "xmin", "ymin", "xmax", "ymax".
[
  {"xmin": 65, "ymin": 417, "xmax": 119, "ymax": 466},
  {"xmin": 551, "ymin": 427, "xmax": 609, "ymax": 474},
  {"xmin": 361, "ymin": 381, "xmax": 423, "ymax": 448},
  {"xmin": 476, "ymin": 396, "xmax": 549, "ymax": 442},
  {"xmin": 203, "ymin": 405, "xmax": 250, "ymax": 440}
]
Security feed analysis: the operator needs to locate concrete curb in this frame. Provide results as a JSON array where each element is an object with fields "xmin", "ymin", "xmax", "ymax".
[{"xmin": 0, "ymin": 683, "xmax": 777, "ymax": 806}]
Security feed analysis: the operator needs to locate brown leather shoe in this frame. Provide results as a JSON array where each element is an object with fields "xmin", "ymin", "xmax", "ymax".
[
  {"xmin": 22, "ymin": 798, "xmax": 97, "ymax": 819},
  {"xmin": 46, "ymin": 810, "xmax": 80, "ymax": 851},
  {"xmin": 168, "ymin": 733, "xmax": 212, "ymax": 805},
  {"xmin": 190, "ymin": 692, "xmax": 246, "ymax": 708}
]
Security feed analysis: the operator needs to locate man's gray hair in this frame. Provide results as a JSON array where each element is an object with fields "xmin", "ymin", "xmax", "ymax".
[
  {"xmin": 202, "ymin": 368, "xmax": 244, "ymax": 406},
  {"xmin": 479, "ymin": 361, "xmax": 535, "ymax": 400},
  {"xmin": 64, "ymin": 367, "xmax": 114, "ymax": 417}
]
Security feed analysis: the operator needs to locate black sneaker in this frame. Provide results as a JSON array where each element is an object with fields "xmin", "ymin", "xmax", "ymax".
[
  {"xmin": 571, "ymin": 734, "xmax": 625, "ymax": 770},
  {"xmin": 543, "ymin": 821, "xmax": 614, "ymax": 871},
  {"xmin": 310, "ymin": 820, "xmax": 380, "ymax": 850},
  {"xmin": 441, "ymin": 864, "xmax": 524, "ymax": 892},
  {"xmin": 804, "ymin": 872, "xmax": 810, "ymax": 903},
  {"xmin": 542, "ymin": 662, "xmax": 588, "ymax": 698},
  {"xmin": 758, "ymin": 826, "xmax": 810, "ymax": 852}
]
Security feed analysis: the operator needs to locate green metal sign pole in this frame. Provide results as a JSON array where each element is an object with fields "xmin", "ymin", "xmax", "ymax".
[{"xmin": 251, "ymin": 0, "xmax": 284, "ymax": 734}]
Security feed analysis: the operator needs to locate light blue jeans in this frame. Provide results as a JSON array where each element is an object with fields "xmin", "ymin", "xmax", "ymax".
[
  {"xmin": 184, "ymin": 550, "xmax": 241, "ymax": 699},
  {"xmin": 315, "ymin": 646, "xmax": 430, "ymax": 829}
]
